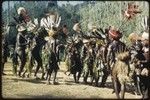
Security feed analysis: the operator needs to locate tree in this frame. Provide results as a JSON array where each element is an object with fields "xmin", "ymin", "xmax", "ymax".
[{"xmin": 2, "ymin": 1, "xmax": 149, "ymax": 44}]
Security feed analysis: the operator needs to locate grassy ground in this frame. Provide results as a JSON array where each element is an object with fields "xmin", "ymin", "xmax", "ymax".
[{"xmin": 2, "ymin": 61, "xmax": 142, "ymax": 99}]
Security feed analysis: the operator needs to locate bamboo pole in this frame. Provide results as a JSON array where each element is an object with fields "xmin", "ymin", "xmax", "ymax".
[{"xmin": 120, "ymin": 1, "xmax": 122, "ymax": 26}]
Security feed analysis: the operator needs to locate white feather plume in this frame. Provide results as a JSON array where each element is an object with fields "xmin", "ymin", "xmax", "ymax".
[{"xmin": 33, "ymin": 18, "xmax": 38, "ymax": 26}]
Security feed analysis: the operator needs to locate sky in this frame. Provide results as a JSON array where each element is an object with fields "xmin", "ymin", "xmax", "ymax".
[
  {"xmin": 58, "ymin": 1, "xmax": 83, "ymax": 6},
  {"xmin": 2, "ymin": 1, "xmax": 84, "ymax": 10}
]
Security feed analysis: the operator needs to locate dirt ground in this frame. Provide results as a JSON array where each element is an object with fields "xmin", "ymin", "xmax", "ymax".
[{"xmin": 2, "ymin": 61, "xmax": 142, "ymax": 99}]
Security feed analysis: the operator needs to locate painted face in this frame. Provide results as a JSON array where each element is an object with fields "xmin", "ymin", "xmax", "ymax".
[
  {"xmin": 108, "ymin": 34, "xmax": 113, "ymax": 41},
  {"xmin": 21, "ymin": 9, "xmax": 27, "ymax": 15},
  {"xmin": 63, "ymin": 27, "xmax": 68, "ymax": 34}
]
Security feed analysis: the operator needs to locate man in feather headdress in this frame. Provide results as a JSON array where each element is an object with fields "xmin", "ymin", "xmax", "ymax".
[
  {"xmin": 140, "ymin": 32, "xmax": 150, "ymax": 99},
  {"xmin": 15, "ymin": 7, "xmax": 37, "ymax": 77},
  {"xmin": 72, "ymin": 21, "xmax": 83, "ymax": 54},
  {"xmin": 81, "ymin": 39, "xmax": 96, "ymax": 84},
  {"xmin": 16, "ymin": 23, "xmax": 29, "ymax": 77},
  {"xmin": 100, "ymin": 26, "xmax": 127, "ymax": 87},
  {"xmin": 58, "ymin": 24, "xmax": 70, "ymax": 61},
  {"xmin": 16, "ymin": 7, "xmax": 37, "ymax": 35},
  {"xmin": 107, "ymin": 26, "xmax": 127, "ymax": 65},
  {"xmin": 40, "ymin": 10, "xmax": 61, "ymax": 84}
]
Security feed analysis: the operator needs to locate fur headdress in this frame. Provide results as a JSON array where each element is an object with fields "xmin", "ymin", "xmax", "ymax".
[
  {"xmin": 109, "ymin": 27, "xmax": 122, "ymax": 40},
  {"xmin": 128, "ymin": 33, "xmax": 141, "ymax": 43},
  {"xmin": 17, "ymin": 7, "xmax": 26, "ymax": 15}
]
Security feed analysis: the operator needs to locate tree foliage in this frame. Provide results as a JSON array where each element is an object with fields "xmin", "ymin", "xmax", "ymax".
[{"xmin": 2, "ymin": 1, "xmax": 149, "ymax": 43}]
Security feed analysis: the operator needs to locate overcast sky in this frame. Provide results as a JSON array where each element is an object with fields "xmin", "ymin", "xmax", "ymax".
[
  {"xmin": 2, "ymin": 1, "xmax": 83, "ymax": 10},
  {"xmin": 58, "ymin": 1, "xmax": 83, "ymax": 6}
]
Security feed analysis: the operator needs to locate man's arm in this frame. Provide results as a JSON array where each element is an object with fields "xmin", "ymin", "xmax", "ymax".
[{"xmin": 106, "ymin": 45, "xmax": 112, "ymax": 70}]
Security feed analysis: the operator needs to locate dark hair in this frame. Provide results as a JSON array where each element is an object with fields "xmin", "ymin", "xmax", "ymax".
[
  {"xmin": 37, "ymin": 27, "xmax": 48, "ymax": 37},
  {"xmin": 63, "ymin": 24, "xmax": 67, "ymax": 28}
]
